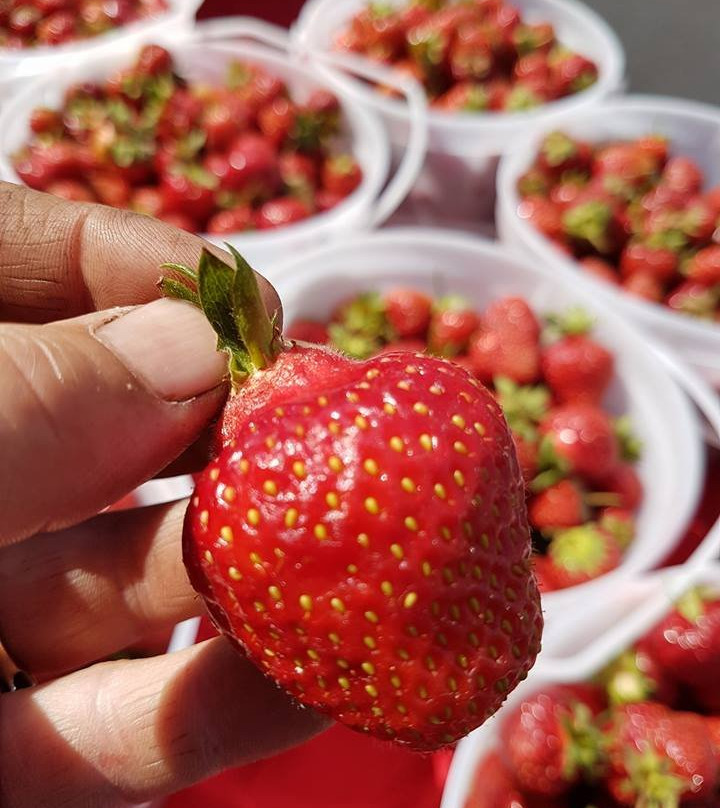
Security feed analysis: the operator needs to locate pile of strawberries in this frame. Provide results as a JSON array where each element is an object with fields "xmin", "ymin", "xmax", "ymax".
[
  {"xmin": 0, "ymin": 0, "xmax": 166, "ymax": 48},
  {"xmin": 518, "ymin": 131, "xmax": 720, "ymax": 320},
  {"xmin": 287, "ymin": 287, "xmax": 642, "ymax": 592},
  {"xmin": 465, "ymin": 586, "xmax": 720, "ymax": 807},
  {"xmin": 13, "ymin": 44, "xmax": 363, "ymax": 234},
  {"xmin": 335, "ymin": 0, "xmax": 598, "ymax": 112}
]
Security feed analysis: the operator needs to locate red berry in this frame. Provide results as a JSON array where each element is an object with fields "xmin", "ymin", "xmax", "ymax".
[
  {"xmin": 285, "ymin": 319, "xmax": 329, "ymax": 344},
  {"xmin": 685, "ymin": 245, "xmax": 720, "ymax": 285},
  {"xmin": 499, "ymin": 684, "xmax": 603, "ymax": 797},
  {"xmin": 512, "ymin": 433, "xmax": 538, "ymax": 486},
  {"xmin": 639, "ymin": 590, "xmax": 720, "ymax": 691},
  {"xmin": 464, "ymin": 751, "xmax": 530, "ymax": 808},
  {"xmin": 205, "ymin": 205, "xmax": 254, "ymax": 235},
  {"xmin": 321, "ymin": 154, "xmax": 363, "ymax": 197},
  {"xmin": 46, "ymin": 179, "xmax": 95, "ymax": 202},
  {"xmin": 383, "ymin": 289, "xmax": 433, "ymax": 339},
  {"xmin": 598, "ymin": 506, "xmax": 636, "ymax": 549},
  {"xmin": 580, "ymin": 255, "xmax": 620, "ymax": 285},
  {"xmin": 537, "ymin": 131, "xmax": 592, "ymax": 178},
  {"xmin": 540, "ymin": 404, "xmax": 619, "ymax": 485},
  {"xmin": 593, "ymin": 143, "xmax": 660, "ymax": 189},
  {"xmin": 179, "ymin": 250, "xmax": 542, "ymax": 750},
  {"xmin": 622, "ymin": 271, "xmax": 664, "ymax": 303},
  {"xmin": 131, "ymin": 186, "xmax": 163, "ymax": 218},
  {"xmin": 88, "ymin": 172, "xmax": 131, "ymax": 207},
  {"xmin": 135, "ymin": 44, "xmax": 172, "ymax": 76},
  {"xmin": 427, "ymin": 297, "xmax": 480, "ymax": 357},
  {"xmin": 225, "ymin": 133, "xmax": 280, "ymax": 193},
  {"xmin": 662, "ymin": 156, "xmax": 703, "ymax": 197},
  {"xmin": 257, "ymin": 97, "xmax": 297, "ymax": 147},
  {"xmin": 604, "ymin": 702, "xmax": 718, "ymax": 806},
  {"xmin": 619, "ymin": 243, "xmax": 678, "ymax": 283},
  {"xmin": 255, "ymin": 196, "xmax": 311, "ymax": 229},
  {"xmin": 160, "ymin": 168, "xmax": 217, "ymax": 224},
  {"xmin": 517, "ymin": 195, "xmax": 564, "ymax": 240},
  {"xmin": 594, "ymin": 463, "xmax": 643, "ymax": 511},
  {"xmin": 666, "ymin": 280, "xmax": 719, "ymax": 318},
  {"xmin": 542, "ymin": 334, "xmax": 614, "ymax": 406},
  {"xmin": 528, "ymin": 479, "xmax": 586, "ymax": 532}
]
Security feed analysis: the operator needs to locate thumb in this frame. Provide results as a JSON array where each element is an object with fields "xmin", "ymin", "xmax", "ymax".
[{"xmin": 1, "ymin": 298, "xmax": 228, "ymax": 545}]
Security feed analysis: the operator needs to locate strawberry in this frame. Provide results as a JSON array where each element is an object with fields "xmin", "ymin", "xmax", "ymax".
[
  {"xmin": 679, "ymin": 199, "xmax": 717, "ymax": 243},
  {"xmin": 512, "ymin": 433, "xmax": 539, "ymax": 487},
  {"xmin": 598, "ymin": 507, "xmax": 636, "ymax": 549},
  {"xmin": 537, "ymin": 131, "xmax": 592, "ymax": 178},
  {"xmin": 594, "ymin": 463, "xmax": 643, "ymax": 511},
  {"xmin": 134, "ymin": 43, "xmax": 172, "ymax": 76},
  {"xmin": 546, "ymin": 524, "xmax": 621, "ymax": 588},
  {"xmin": 499, "ymin": 684, "xmax": 603, "ymax": 797},
  {"xmin": 449, "ymin": 26, "xmax": 493, "ymax": 82},
  {"xmin": 285, "ymin": 319, "xmax": 329, "ymax": 345},
  {"xmin": 593, "ymin": 143, "xmax": 660, "ymax": 191},
  {"xmin": 704, "ymin": 717, "xmax": 720, "ymax": 764},
  {"xmin": 255, "ymin": 196, "xmax": 311, "ymax": 229},
  {"xmin": 469, "ymin": 297, "xmax": 541, "ymax": 384},
  {"xmin": 130, "ymin": 186, "xmax": 163, "ymax": 218},
  {"xmin": 45, "ymin": 179, "xmax": 96, "ymax": 202},
  {"xmin": 622, "ymin": 272, "xmax": 664, "ymax": 303},
  {"xmin": 528, "ymin": 479, "xmax": 586, "ymax": 532},
  {"xmin": 684, "ymin": 245, "xmax": 720, "ymax": 285},
  {"xmin": 170, "ymin": 248, "xmax": 542, "ymax": 750},
  {"xmin": 638, "ymin": 589, "xmax": 720, "ymax": 691},
  {"xmin": 224, "ymin": 133, "xmax": 280, "ymax": 193},
  {"xmin": 464, "ymin": 751, "xmax": 530, "ymax": 808},
  {"xmin": 315, "ymin": 189, "xmax": 345, "ymax": 213},
  {"xmin": 532, "ymin": 556, "xmax": 558, "ymax": 593},
  {"xmin": 29, "ymin": 107, "xmax": 62, "ymax": 135},
  {"xmin": 604, "ymin": 702, "xmax": 718, "ymax": 806},
  {"xmin": 432, "ymin": 81, "xmax": 489, "ymax": 112},
  {"xmin": 550, "ymin": 50, "xmax": 597, "ymax": 95},
  {"xmin": 384, "ymin": 289, "xmax": 433, "ymax": 339},
  {"xmin": 322, "ymin": 154, "xmax": 363, "ymax": 197},
  {"xmin": 562, "ymin": 198, "xmax": 624, "ymax": 255},
  {"xmin": 206, "ymin": 206, "xmax": 255, "ymax": 235},
  {"xmin": 427, "ymin": 296, "xmax": 480, "ymax": 357},
  {"xmin": 580, "ymin": 256, "xmax": 620, "ymax": 285},
  {"xmin": 619, "ymin": 243, "xmax": 678, "ymax": 283},
  {"xmin": 662, "ymin": 156, "xmax": 703, "ymax": 198},
  {"xmin": 88, "ymin": 172, "xmax": 131, "ymax": 207},
  {"xmin": 257, "ymin": 97, "xmax": 297, "ymax": 147},
  {"xmin": 665, "ymin": 281, "xmax": 720, "ymax": 318},
  {"xmin": 541, "ymin": 322, "xmax": 614, "ymax": 406},
  {"xmin": 599, "ymin": 647, "xmax": 678, "ymax": 707},
  {"xmin": 517, "ymin": 196, "xmax": 564, "ymax": 240},
  {"xmin": 279, "ymin": 152, "xmax": 318, "ymax": 196},
  {"xmin": 160, "ymin": 166, "xmax": 218, "ymax": 224},
  {"xmin": 539, "ymin": 404, "xmax": 619, "ymax": 486}
]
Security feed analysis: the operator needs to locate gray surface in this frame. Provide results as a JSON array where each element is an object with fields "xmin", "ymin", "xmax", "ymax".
[{"xmin": 581, "ymin": 0, "xmax": 720, "ymax": 104}]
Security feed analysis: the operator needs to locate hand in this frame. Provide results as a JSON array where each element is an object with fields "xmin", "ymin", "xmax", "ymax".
[{"xmin": 0, "ymin": 182, "xmax": 329, "ymax": 808}]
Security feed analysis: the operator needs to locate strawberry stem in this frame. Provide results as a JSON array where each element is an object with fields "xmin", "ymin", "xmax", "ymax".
[{"xmin": 160, "ymin": 245, "xmax": 282, "ymax": 388}]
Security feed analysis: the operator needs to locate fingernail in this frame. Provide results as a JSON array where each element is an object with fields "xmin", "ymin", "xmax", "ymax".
[{"xmin": 95, "ymin": 299, "xmax": 227, "ymax": 401}]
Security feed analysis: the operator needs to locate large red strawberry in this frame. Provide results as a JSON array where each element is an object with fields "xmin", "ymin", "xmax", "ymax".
[
  {"xmin": 604, "ymin": 702, "xmax": 718, "ymax": 806},
  {"xmin": 167, "ymin": 248, "xmax": 542, "ymax": 751},
  {"xmin": 499, "ymin": 684, "xmax": 603, "ymax": 797},
  {"xmin": 638, "ymin": 589, "xmax": 720, "ymax": 692}
]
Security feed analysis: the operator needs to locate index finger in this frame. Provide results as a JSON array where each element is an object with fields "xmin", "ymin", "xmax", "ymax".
[{"xmin": 0, "ymin": 182, "xmax": 281, "ymax": 324}]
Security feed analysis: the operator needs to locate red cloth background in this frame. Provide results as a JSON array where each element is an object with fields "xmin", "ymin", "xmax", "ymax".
[{"xmin": 163, "ymin": 3, "xmax": 720, "ymax": 806}]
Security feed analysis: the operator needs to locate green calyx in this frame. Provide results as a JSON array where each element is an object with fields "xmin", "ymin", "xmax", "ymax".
[
  {"xmin": 494, "ymin": 376, "xmax": 550, "ymax": 436},
  {"xmin": 615, "ymin": 415, "xmax": 643, "ymax": 462},
  {"xmin": 543, "ymin": 306, "xmax": 595, "ymax": 338},
  {"xmin": 548, "ymin": 524, "xmax": 609, "ymax": 574},
  {"xmin": 563, "ymin": 200, "xmax": 614, "ymax": 253},
  {"xmin": 328, "ymin": 292, "xmax": 392, "ymax": 359},
  {"xmin": 541, "ymin": 131, "xmax": 577, "ymax": 168},
  {"xmin": 600, "ymin": 650, "xmax": 656, "ymax": 706},
  {"xmin": 599, "ymin": 510, "xmax": 635, "ymax": 549},
  {"xmin": 560, "ymin": 702, "xmax": 605, "ymax": 781},
  {"xmin": 530, "ymin": 435, "xmax": 570, "ymax": 492},
  {"xmin": 624, "ymin": 748, "xmax": 685, "ymax": 808},
  {"xmin": 161, "ymin": 246, "xmax": 282, "ymax": 388}
]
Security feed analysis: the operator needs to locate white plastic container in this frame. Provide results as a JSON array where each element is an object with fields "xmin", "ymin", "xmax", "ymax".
[
  {"xmin": 441, "ymin": 561, "xmax": 720, "ymax": 808},
  {"xmin": 270, "ymin": 228, "xmax": 705, "ymax": 620},
  {"xmin": 496, "ymin": 95, "xmax": 720, "ymax": 388},
  {"xmin": 294, "ymin": 0, "xmax": 625, "ymax": 226},
  {"xmin": 0, "ymin": 0, "xmax": 201, "ymax": 105},
  {"xmin": 0, "ymin": 21, "xmax": 427, "ymax": 273}
]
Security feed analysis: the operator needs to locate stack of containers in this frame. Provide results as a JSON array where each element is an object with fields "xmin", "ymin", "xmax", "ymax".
[
  {"xmin": 294, "ymin": 0, "xmax": 625, "ymax": 227},
  {"xmin": 2, "ymin": 1, "xmax": 720, "ymax": 804}
]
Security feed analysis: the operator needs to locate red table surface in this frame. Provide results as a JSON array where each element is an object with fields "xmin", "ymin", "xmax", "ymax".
[{"xmin": 164, "ymin": 4, "xmax": 720, "ymax": 806}]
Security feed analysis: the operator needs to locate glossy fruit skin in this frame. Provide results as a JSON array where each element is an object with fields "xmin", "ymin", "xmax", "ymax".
[
  {"xmin": 540, "ymin": 405, "xmax": 619, "ymax": 485},
  {"xmin": 541, "ymin": 335, "xmax": 613, "ymax": 406},
  {"xmin": 638, "ymin": 596, "xmax": 720, "ymax": 690},
  {"xmin": 384, "ymin": 289, "xmax": 433, "ymax": 339},
  {"xmin": 499, "ymin": 684, "xmax": 601, "ymax": 798},
  {"xmin": 463, "ymin": 750, "xmax": 532, "ymax": 808},
  {"xmin": 604, "ymin": 702, "xmax": 719, "ymax": 806},
  {"xmin": 528, "ymin": 479, "xmax": 586, "ymax": 531},
  {"xmin": 185, "ymin": 346, "xmax": 542, "ymax": 750}
]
